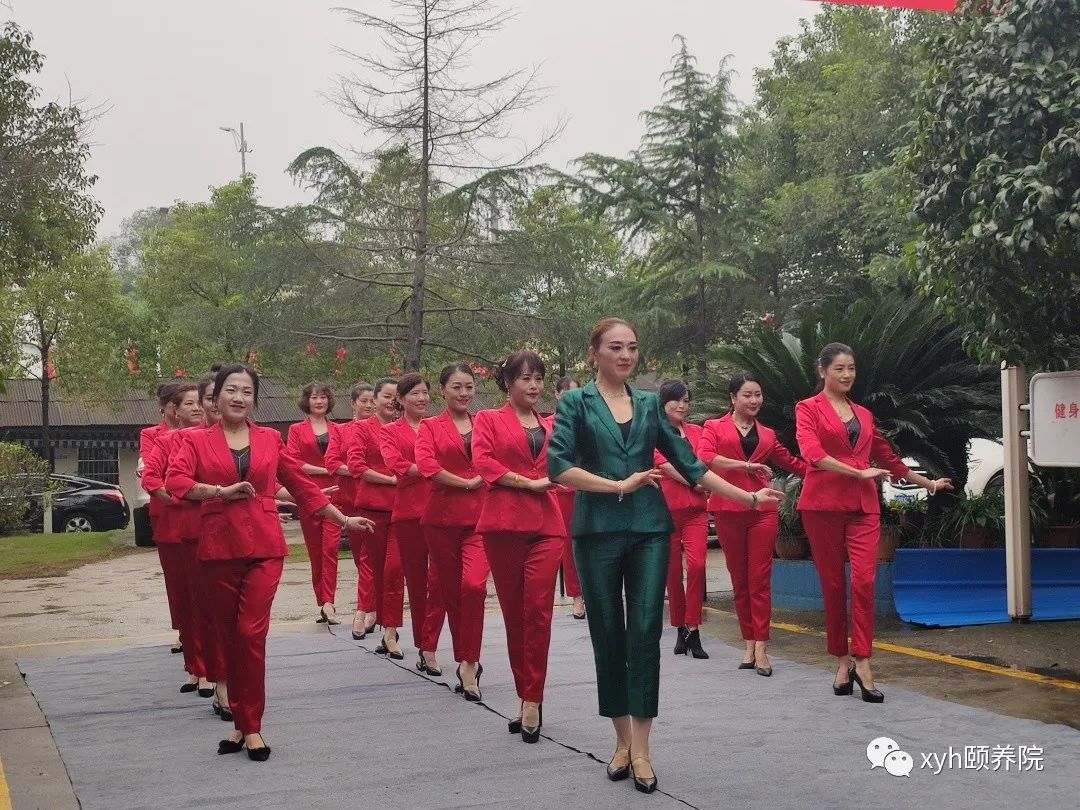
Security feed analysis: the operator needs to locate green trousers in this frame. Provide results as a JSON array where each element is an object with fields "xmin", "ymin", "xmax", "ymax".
[{"xmin": 573, "ymin": 531, "xmax": 670, "ymax": 719}]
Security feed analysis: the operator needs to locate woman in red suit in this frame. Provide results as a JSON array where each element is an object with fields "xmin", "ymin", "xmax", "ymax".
[
  {"xmin": 653, "ymin": 380, "xmax": 710, "ymax": 660},
  {"xmin": 347, "ymin": 377, "xmax": 406, "ymax": 658},
  {"xmin": 142, "ymin": 383, "xmax": 207, "ymax": 693},
  {"xmin": 473, "ymin": 351, "xmax": 564, "ymax": 743},
  {"xmin": 554, "ymin": 376, "xmax": 585, "ymax": 620},
  {"xmin": 699, "ymin": 373, "xmax": 807, "ymax": 676},
  {"xmin": 195, "ymin": 371, "xmax": 231, "ymax": 719},
  {"xmin": 139, "ymin": 381, "xmax": 182, "ymax": 653},
  {"xmin": 169, "ymin": 364, "xmax": 373, "ymax": 761},
  {"xmin": 325, "ymin": 382, "xmax": 379, "ymax": 639},
  {"xmin": 415, "ymin": 363, "xmax": 489, "ymax": 700},
  {"xmin": 286, "ymin": 382, "xmax": 343, "ymax": 625},
  {"xmin": 796, "ymin": 343, "xmax": 951, "ymax": 702},
  {"xmin": 380, "ymin": 373, "xmax": 446, "ymax": 676}
]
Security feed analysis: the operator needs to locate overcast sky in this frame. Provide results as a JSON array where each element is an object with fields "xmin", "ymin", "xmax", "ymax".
[{"xmin": 7, "ymin": 1, "xmax": 817, "ymax": 238}]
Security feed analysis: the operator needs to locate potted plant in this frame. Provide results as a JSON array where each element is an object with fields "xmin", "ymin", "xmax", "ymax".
[
  {"xmin": 774, "ymin": 475, "xmax": 810, "ymax": 560},
  {"xmin": 925, "ymin": 493, "xmax": 1004, "ymax": 549},
  {"xmin": 877, "ymin": 500, "xmax": 903, "ymax": 562},
  {"xmin": 892, "ymin": 498, "xmax": 928, "ymax": 546},
  {"xmin": 1034, "ymin": 469, "xmax": 1080, "ymax": 548}
]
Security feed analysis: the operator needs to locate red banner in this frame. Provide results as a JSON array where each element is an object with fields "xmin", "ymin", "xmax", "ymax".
[{"xmin": 810, "ymin": 1, "xmax": 958, "ymax": 10}]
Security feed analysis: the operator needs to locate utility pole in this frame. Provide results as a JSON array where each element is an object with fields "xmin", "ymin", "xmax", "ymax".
[{"xmin": 219, "ymin": 123, "xmax": 251, "ymax": 178}]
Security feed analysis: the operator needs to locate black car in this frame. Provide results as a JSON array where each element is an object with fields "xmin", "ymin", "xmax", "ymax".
[{"xmin": 22, "ymin": 474, "xmax": 131, "ymax": 533}]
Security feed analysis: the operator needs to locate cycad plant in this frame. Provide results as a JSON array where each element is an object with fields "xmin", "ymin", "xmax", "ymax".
[{"xmin": 711, "ymin": 291, "xmax": 1000, "ymax": 491}]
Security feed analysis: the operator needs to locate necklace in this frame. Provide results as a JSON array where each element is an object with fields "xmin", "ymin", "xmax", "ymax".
[
  {"xmin": 596, "ymin": 382, "xmax": 627, "ymax": 399},
  {"xmin": 732, "ymin": 417, "xmax": 754, "ymax": 433}
]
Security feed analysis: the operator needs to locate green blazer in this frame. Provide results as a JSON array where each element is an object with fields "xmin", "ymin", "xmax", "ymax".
[{"xmin": 548, "ymin": 381, "xmax": 708, "ymax": 538}]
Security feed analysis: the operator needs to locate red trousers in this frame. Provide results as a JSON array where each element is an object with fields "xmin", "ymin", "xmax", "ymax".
[
  {"xmin": 426, "ymin": 525, "xmax": 489, "ymax": 663},
  {"xmin": 802, "ymin": 511, "xmax": 879, "ymax": 658},
  {"xmin": 358, "ymin": 509, "xmax": 404, "ymax": 627},
  {"xmin": 484, "ymin": 532, "xmax": 562, "ymax": 702},
  {"xmin": 203, "ymin": 556, "xmax": 283, "ymax": 734},
  {"xmin": 665, "ymin": 508, "xmax": 709, "ymax": 628},
  {"xmin": 299, "ymin": 512, "xmax": 340, "ymax": 606},
  {"xmin": 346, "ymin": 530, "xmax": 376, "ymax": 613},
  {"xmin": 156, "ymin": 542, "xmax": 189, "ymax": 633},
  {"xmin": 178, "ymin": 541, "xmax": 207, "ymax": 679},
  {"xmin": 395, "ymin": 520, "xmax": 445, "ymax": 651},
  {"xmin": 556, "ymin": 490, "xmax": 581, "ymax": 598},
  {"xmin": 716, "ymin": 510, "xmax": 778, "ymax": 642}
]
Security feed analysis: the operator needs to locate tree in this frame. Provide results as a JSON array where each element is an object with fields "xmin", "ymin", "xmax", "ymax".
[
  {"xmin": 134, "ymin": 179, "xmax": 323, "ymax": 378},
  {"xmin": 907, "ymin": 0, "xmax": 1080, "ymax": 368},
  {"xmin": 735, "ymin": 7, "xmax": 946, "ymax": 314},
  {"xmin": 714, "ymin": 288, "xmax": 1000, "ymax": 493},
  {"xmin": 572, "ymin": 37, "xmax": 745, "ymax": 379},
  {"xmin": 4, "ymin": 247, "xmax": 130, "ymax": 466},
  {"xmin": 290, "ymin": 0, "xmax": 562, "ymax": 371},
  {"xmin": 0, "ymin": 23, "xmax": 100, "ymax": 284},
  {"xmin": 495, "ymin": 187, "xmax": 624, "ymax": 375}
]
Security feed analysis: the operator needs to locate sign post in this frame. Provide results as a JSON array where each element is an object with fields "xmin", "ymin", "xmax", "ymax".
[
  {"xmin": 1001, "ymin": 363, "xmax": 1032, "ymax": 620},
  {"xmin": 1028, "ymin": 371, "xmax": 1080, "ymax": 467}
]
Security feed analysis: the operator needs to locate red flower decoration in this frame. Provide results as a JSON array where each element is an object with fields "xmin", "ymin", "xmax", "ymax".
[
  {"xmin": 761, "ymin": 312, "xmax": 776, "ymax": 326},
  {"xmin": 305, "ymin": 343, "xmax": 318, "ymax": 356},
  {"xmin": 174, "ymin": 368, "xmax": 187, "ymax": 378}
]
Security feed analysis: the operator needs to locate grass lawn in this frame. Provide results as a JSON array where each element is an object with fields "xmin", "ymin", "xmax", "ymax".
[
  {"xmin": 285, "ymin": 533, "xmax": 351, "ymax": 565},
  {"xmin": 0, "ymin": 531, "xmax": 146, "ymax": 579}
]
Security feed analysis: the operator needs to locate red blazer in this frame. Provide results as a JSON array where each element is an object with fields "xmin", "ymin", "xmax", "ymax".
[
  {"xmin": 795, "ymin": 393, "xmax": 910, "ymax": 515},
  {"xmin": 472, "ymin": 405, "xmax": 564, "ymax": 536},
  {"xmin": 286, "ymin": 419, "xmax": 340, "ymax": 482},
  {"xmin": 346, "ymin": 416, "xmax": 398, "ymax": 513},
  {"xmin": 653, "ymin": 422, "xmax": 708, "ymax": 514},
  {"xmin": 324, "ymin": 419, "xmax": 361, "ymax": 511},
  {"xmin": 698, "ymin": 414, "xmax": 808, "ymax": 513},
  {"xmin": 379, "ymin": 417, "xmax": 431, "ymax": 522},
  {"xmin": 168, "ymin": 422, "xmax": 330, "ymax": 561},
  {"xmin": 139, "ymin": 422, "xmax": 169, "ymax": 521},
  {"xmin": 415, "ymin": 411, "xmax": 486, "ymax": 528},
  {"xmin": 142, "ymin": 428, "xmax": 183, "ymax": 543}
]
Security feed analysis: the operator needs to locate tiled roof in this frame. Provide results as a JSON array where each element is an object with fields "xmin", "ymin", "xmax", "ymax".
[{"xmin": 0, "ymin": 378, "xmax": 556, "ymax": 430}]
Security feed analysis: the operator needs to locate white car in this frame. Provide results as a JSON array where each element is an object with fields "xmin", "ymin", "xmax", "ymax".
[{"xmin": 883, "ymin": 438, "xmax": 1006, "ymax": 503}]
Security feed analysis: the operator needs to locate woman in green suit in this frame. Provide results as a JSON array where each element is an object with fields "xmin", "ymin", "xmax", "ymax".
[{"xmin": 548, "ymin": 317, "xmax": 782, "ymax": 794}]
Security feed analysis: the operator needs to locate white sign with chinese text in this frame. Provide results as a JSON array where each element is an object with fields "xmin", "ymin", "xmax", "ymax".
[{"xmin": 1029, "ymin": 371, "xmax": 1080, "ymax": 467}]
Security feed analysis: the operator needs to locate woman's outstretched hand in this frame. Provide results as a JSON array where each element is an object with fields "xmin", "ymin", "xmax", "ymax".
[
  {"xmin": 620, "ymin": 468, "xmax": 664, "ymax": 494},
  {"xmin": 754, "ymin": 487, "xmax": 785, "ymax": 508}
]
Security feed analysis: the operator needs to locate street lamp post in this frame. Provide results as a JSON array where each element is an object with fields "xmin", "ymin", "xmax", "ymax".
[{"xmin": 219, "ymin": 122, "xmax": 251, "ymax": 178}]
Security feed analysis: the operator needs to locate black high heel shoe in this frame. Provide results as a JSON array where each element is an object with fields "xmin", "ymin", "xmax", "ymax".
[
  {"xmin": 415, "ymin": 652, "xmax": 442, "ymax": 677},
  {"xmin": 685, "ymin": 628, "xmax": 710, "ymax": 660},
  {"xmin": 673, "ymin": 626, "xmax": 688, "ymax": 655},
  {"xmin": 508, "ymin": 700, "xmax": 523, "ymax": 734},
  {"xmin": 606, "ymin": 751, "xmax": 631, "ymax": 781},
  {"xmin": 180, "ymin": 681, "xmax": 198, "ymax": 694},
  {"xmin": 462, "ymin": 664, "xmax": 483, "ymax": 702},
  {"xmin": 352, "ymin": 617, "xmax": 366, "ymax": 640},
  {"xmin": 833, "ymin": 665, "xmax": 854, "ymax": 696},
  {"xmin": 197, "ymin": 684, "xmax": 216, "ymax": 698},
  {"xmin": 212, "ymin": 700, "xmax": 234, "ymax": 722},
  {"xmin": 247, "ymin": 743, "xmax": 272, "ymax": 762},
  {"xmin": 631, "ymin": 756, "xmax": 658, "ymax": 794},
  {"xmin": 376, "ymin": 630, "xmax": 405, "ymax": 660},
  {"xmin": 217, "ymin": 738, "xmax": 244, "ymax": 755},
  {"xmin": 851, "ymin": 666, "xmax": 885, "ymax": 703},
  {"xmin": 520, "ymin": 703, "xmax": 542, "ymax": 744}
]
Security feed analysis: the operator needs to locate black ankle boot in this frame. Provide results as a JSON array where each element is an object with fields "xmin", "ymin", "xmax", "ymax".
[
  {"xmin": 685, "ymin": 628, "xmax": 709, "ymax": 659},
  {"xmin": 673, "ymin": 626, "xmax": 689, "ymax": 655}
]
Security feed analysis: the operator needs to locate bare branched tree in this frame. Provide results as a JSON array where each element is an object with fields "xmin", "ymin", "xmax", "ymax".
[{"xmin": 291, "ymin": 0, "xmax": 563, "ymax": 370}]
